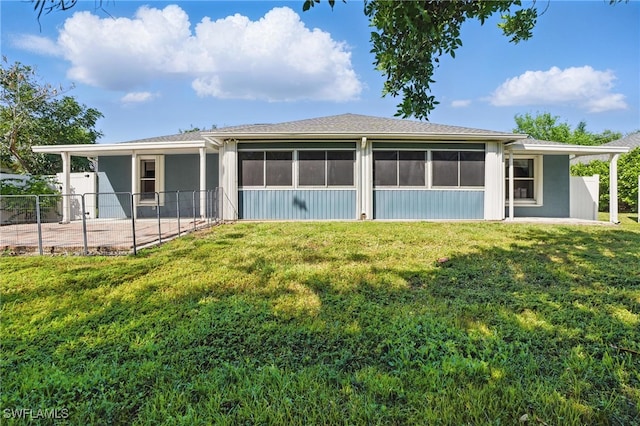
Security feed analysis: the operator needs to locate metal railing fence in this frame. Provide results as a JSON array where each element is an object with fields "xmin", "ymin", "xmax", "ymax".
[{"xmin": 0, "ymin": 188, "xmax": 223, "ymax": 255}]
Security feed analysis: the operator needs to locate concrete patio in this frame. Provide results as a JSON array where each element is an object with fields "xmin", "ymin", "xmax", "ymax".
[{"xmin": 0, "ymin": 218, "xmax": 215, "ymax": 255}]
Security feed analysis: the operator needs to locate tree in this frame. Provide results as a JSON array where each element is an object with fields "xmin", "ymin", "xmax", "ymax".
[
  {"xmin": 513, "ymin": 112, "xmax": 621, "ymax": 145},
  {"xmin": 1, "ymin": 58, "xmax": 103, "ymax": 175},
  {"xmin": 364, "ymin": 0, "xmax": 541, "ymax": 119}
]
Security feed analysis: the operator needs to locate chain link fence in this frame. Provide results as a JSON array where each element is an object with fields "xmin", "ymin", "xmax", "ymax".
[{"xmin": 0, "ymin": 189, "xmax": 223, "ymax": 255}]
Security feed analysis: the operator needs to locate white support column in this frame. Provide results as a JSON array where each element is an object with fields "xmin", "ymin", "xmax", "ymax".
[
  {"xmin": 484, "ymin": 142, "xmax": 505, "ymax": 220},
  {"xmin": 609, "ymin": 153, "xmax": 620, "ymax": 223},
  {"xmin": 131, "ymin": 151, "xmax": 138, "ymax": 219},
  {"xmin": 508, "ymin": 150, "xmax": 514, "ymax": 220},
  {"xmin": 358, "ymin": 137, "xmax": 372, "ymax": 220},
  {"xmin": 199, "ymin": 147, "xmax": 207, "ymax": 218},
  {"xmin": 221, "ymin": 139, "xmax": 238, "ymax": 221},
  {"xmin": 61, "ymin": 151, "xmax": 71, "ymax": 223}
]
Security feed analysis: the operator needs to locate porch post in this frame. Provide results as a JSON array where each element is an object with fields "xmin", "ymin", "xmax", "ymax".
[
  {"xmin": 609, "ymin": 153, "xmax": 620, "ymax": 223},
  {"xmin": 221, "ymin": 139, "xmax": 238, "ymax": 221},
  {"xmin": 508, "ymin": 150, "xmax": 514, "ymax": 220},
  {"xmin": 484, "ymin": 142, "xmax": 504, "ymax": 220},
  {"xmin": 61, "ymin": 151, "xmax": 71, "ymax": 223},
  {"xmin": 358, "ymin": 137, "xmax": 372, "ymax": 220},
  {"xmin": 199, "ymin": 147, "xmax": 207, "ymax": 218},
  {"xmin": 131, "ymin": 151, "xmax": 137, "ymax": 219}
]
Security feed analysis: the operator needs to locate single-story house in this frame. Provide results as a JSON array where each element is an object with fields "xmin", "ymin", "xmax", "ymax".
[{"xmin": 32, "ymin": 113, "xmax": 630, "ymax": 223}]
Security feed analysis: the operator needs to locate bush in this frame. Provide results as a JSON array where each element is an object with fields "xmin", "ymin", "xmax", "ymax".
[
  {"xmin": 571, "ymin": 147, "xmax": 640, "ymax": 213},
  {"xmin": 0, "ymin": 175, "xmax": 59, "ymax": 196},
  {"xmin": 1, "ymin": 176, "xmax": 61, "ymax": 222}
]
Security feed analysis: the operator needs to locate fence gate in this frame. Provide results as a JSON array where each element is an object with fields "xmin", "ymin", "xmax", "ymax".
[{"xmin": 570, "ymin": 175, "xmax": 599, "ymax": 220}]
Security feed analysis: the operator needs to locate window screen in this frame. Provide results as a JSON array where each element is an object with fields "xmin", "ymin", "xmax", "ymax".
[
  {"xmin": 266, "ymin": 151, "xmax": 293, "ymax": 186},
  {"xmin": 432, "ymin": 151, "xmax": 459, "ymax": 187},
  {"xmin": 513, "ymin": 159, "xmax": 534, "ymax": 178},
  {"xmin": 298, "ymin": 151, "xmax": 326, "ymax": 186},
  {"xmin": 374, "ymin": 151, "xmax": 398, "ymax": 186},
  {"xmin": 141, "ymin": 160, "xmax": 155, "ymax": 178},
  {"xmin": 239, "ymin": 151, "xmax": 264, "ymax": 186},
  {"xmin": 513, "ymin": 180, "xmax": 534, "ymax": 199},
  {"xmin": 506, "ymin": 158, "xmax": 536, "ymax": 199},
  {"xmin": 460, "ymin": 151, "xmax": 485, "ymax": 187},
  {"xmin": 399, "ymin": 151, "xmax": 425, "ymax": 186},
  {"xmin": 140, "ymin": 159, "xmax": 156, "ymax": 199},
  {"xmin": 327, "ymin": 151, "xmax": 354, "ymax": 186}
]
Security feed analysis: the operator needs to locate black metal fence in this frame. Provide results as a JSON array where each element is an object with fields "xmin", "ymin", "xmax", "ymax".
[{"xmin": 0, "ymin": 189, "xmax": 223, "ymax": 255}]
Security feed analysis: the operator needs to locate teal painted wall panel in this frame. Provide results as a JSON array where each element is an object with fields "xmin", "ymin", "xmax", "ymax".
[
  {"xmin": 374, "ymin": 190, "xmax": 484, "ymax": 219},
  {"xmin": 513, "ymin": 155, "xmax": 570, "ymax": 218},
  {"xmin": 97, "ymin": 156, "xmax": 131, "ymax": 218},
  {"xmin": 165, "ymin": 154, "xmax": 219, "ymax": 191},
  {"xmin": 239, "ymin": 190, "xmax": 356, "ymax": 220}
]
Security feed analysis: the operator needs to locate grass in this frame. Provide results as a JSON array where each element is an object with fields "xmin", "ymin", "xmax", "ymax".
[{"xmin": 1, "ymin": 221, "xmax": 639, "ymax": 425}]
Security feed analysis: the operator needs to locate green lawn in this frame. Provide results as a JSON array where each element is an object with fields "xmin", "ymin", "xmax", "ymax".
[{"xmin": 1, "ymin": 221, "xmax": 639, "ymax": 425}]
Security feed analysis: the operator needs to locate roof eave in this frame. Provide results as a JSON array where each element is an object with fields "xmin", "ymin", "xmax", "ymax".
[
  {"xmin": 202, "ymin": 131, "xmax": 527, "ymax": 142},
  {"xmin": 507, "ymin": 142, "xmax": 631, "ymax": 156},
  {"xmin": 32, "ymin": 140, "xmax": 219, "ymax": 156}
]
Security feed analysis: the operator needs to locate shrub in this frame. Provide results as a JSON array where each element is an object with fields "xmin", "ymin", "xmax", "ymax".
[{"xmin": 0, "ymin": 175, "xmax": 61, "ymax": 222}]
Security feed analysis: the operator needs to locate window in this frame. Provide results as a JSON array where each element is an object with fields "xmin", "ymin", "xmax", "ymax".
[
  {"xmin": 460, "ymin": 151, "xmax": 485, "ymax": 187},
  {"xmin": 240, "ymin": 150, "xmax": 353, "ymax": 188},
  {"xmin": 137, "ymin": 155, "xmax": 164, "ymax": 204},
  {"xmin": 432, "ymin": 151, "xmax": 458, "ymax": 187},
  {"xmin": 239, "ymin": 151, "xmax": 264, "ymax": 186},
  {"xmin": 299, "ymin": 151, "xmax": 325, "ymax": 186},
  {"xmin": 373, "ymin": 151, "xmax": 427, "ymax": 186},
  {"xmin": 431, "ymin": 151, "xmax": 485, "ymax": 187},
  {"xmin": 266, "ymin": 152, "xmax": 292, "ymax": 186},
  {"xmin": 238, "ymin": 151, "xmax": 293, "ymax": 187},
  {"xmin": 298, "ymin": 151, "xmax": 354, "ymax": 187},
  {"xmin": 399, "ymin": 151, "xmax": 426, "ymax": 186},
  {"xmin": 373, "ymin": 151, "xmax": 398, "ymax": 186},
  {"xmin": 505, "ymin": 156, "xmax": 543, "ymax": 205},
  {"xmin": 327, "ymin": 151, "xmax": 354, "ymax": 186}
]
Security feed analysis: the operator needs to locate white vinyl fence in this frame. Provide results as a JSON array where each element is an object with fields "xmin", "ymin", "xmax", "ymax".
[{"xmin": 570, "ymin": 175, "xmax": 599, "ymax": 221}]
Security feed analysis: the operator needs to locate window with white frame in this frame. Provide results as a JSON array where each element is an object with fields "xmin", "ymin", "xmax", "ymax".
[
  {"xmin": 505, "ymin": 155, "xmax": 543, "ymax": 205},
  {"xmin": 298, "ymin": 151, "xmax": 354, "ymax": 187},
  {"xmin": 374, "ymin": 150, "xmax": 484, "ymax": 188},
  {"xmin": 238, "ymin": 150, "xmax": 354, "ymax": 188},
  {"xmin": 138, "ymin": 155, "xmax": 164, "ymax": 203},
  {"xmin": 374, "ymin": 151, "xmax": 427, "ymax": 187},
  {"xmin": 432, "ymin": 151, "xmax": 485, "ymax": 187}
]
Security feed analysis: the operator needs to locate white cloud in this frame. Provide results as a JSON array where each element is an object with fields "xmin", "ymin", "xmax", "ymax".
[
  {"xmin": 121, "ymin": 91, "xmax": 158, "ymax": 104},
  {"xmin": 11, "ymin": 34, "xmax": 61, "ymax": 56},
  {"xmin": 43, "ymin": 5, "xmax": 361, "ymax": 102},
  {"xmin": 451, "ymin": 99, "xmax": 471, "ymax": 108},
  {"xmin": 489, "ymin": 66, "xmax": 628, "ymax": 112}
]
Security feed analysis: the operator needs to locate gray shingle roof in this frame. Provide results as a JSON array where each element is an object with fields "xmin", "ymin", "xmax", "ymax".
[
  {"xmin": 119, "ymin": 130, "xmax": 214, "ymax": 144},
  {"xmin": 571, "ymin": 132, "xmax": 640, "ymax": 164},
  {"xmin": 115, "ymin": 113, "xmax": 521, "ymax": 145},
  {"xmin": 210, "ymin": 113, "xmax": 513, "ymax": 136},
  {"xmin": 516, "ymin": 137, "xmax": 570, "ymax": 146}
]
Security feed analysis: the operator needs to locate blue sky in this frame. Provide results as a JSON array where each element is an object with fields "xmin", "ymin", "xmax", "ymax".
[{"xmin": 1, "ymin": 0, "xmax": 639, "ymax": 143}]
